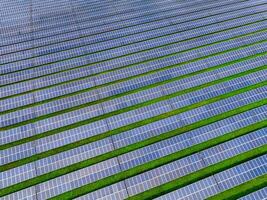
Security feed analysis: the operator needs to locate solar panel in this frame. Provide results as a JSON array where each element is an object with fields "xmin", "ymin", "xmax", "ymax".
[
  {"xmin": 240, "ymin": 187, "xmax": 267, "ymax": 200},
  {"xmin": 0, "ymin": 0, "xmax": 266, "ymax": 199},
  {"xmin": 155, "ymin": 177, "xmax": 220, "ymax": 200}
]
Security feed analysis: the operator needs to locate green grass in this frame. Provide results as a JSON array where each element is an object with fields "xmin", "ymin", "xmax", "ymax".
[
  {"xmin": 0, "ymin": 66, "xmax": 265, "ymax": 171},
  {"xmin": 125, "ymin": 145, "xmax": 267, "ymax": 200},
  {"xmin": 1, "ymin": 8, "xmax": 264, "ymax": 77},
  {"xmin": 1, "ymin": 51, "xmax": 265, "ymax": 130},
  {"xmin": 1, "ymin": 17, "xmax": 264, "ymax": 95},
  {"xmin": 2, "ymin": 17, "xmax": 257, "ymax": 90},
  {"xmin": 1, "ymin": 43, "xmax": 266, "ymax": 120},
  {"xmin": 0, "ymin": 99, "xmax": 265, "ymax": 197},
  {"xmin": 1, "ymin": 1, "xmax": 265, "ymax": 199},
  {"xmin": 1, "ymin": 118, "xmax": 265, "ymax": 197},
  {"xmin": 1, "ymin": 91, "xmax": 265, "ymax": 169},
  {"xmin": 0, "ymin": 29, "xmax": 267, "ymax": 104},
  {"xmin": 207, "ymin": 174, "xmax": 267, "ymax": 200},
  {"xmin": 1, "ymin": 66, "xmax": 265, "ymax": 150}
]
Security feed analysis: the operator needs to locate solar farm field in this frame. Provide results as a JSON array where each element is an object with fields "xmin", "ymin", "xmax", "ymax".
[{"xmin": 0, "ymin": 0, "xmax": 266, "ymax": 199}]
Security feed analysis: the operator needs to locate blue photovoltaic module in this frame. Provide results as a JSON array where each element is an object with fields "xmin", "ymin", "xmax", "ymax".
[{"xmin": 0, "ymin": 0, "xmax": 266, "ymax": 199}]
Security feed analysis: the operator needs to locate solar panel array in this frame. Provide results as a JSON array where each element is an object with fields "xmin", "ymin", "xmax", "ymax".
[{"xmin": 0, "ymin": 0, "xmax": 266, "ymax": 199}]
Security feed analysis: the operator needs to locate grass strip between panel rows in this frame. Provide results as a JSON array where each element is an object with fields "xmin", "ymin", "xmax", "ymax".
[
  {"xmin": 207, "ymin": 174, "xmax": 267, "ymax": 200},
  {"xmin": 1, "ymin": 2, "xmax": 263, "ymax": 68},
  {"xmin": 1, "ymin": 1, "xmax": 265, "ymax": 199},
  {"xmin": 1, "ymin": 117, "xmax": 266, "ymax": 197},
  {"xmin": 1, "ymin": 16, "xmax": 266, "ymax": 92},
  {"xmin": 125, "ymin": 145, "xmax": 267, "ymax": 200},
  {"xmin": 1, "ymin": 22, "xmax": 266, "ymax": 101},
  {"xmin": 0, "ymin": 69, "xmax": 265, "ymax": 173},
  {"xmin": 1, "ymin": 64, "xmax": 266, "ymax": 150},
  {"xmin": 1, "ymin": 36, "xmax": 266, "ymax": 117},
  {"xmin": 0, "ymin": 96, "xmax": 266, "ymax": 197},
  {"xmin": 2, "ymin": 17, "xmax": 265, "ymax": 96},
  {"xmin": 1, "ymin": 10, "xmax": 265, "ymax": 77},
  {"xmin": 2, "ymin": 50, "xmax": 266, "ymax": 130}
]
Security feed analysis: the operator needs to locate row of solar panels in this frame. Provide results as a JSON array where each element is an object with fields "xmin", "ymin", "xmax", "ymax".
[
  {"xmin": 0, "ymin": 0, "xmax": 265, "ymax": 60},
  {"xmin": 2, "ymin": 70, "xmax": 266, "ymax": 160},
  {"xmin": 2, "ymin": 15, "xmax": 266, "ymax": 92},
  {"xmin": 1, "ymin": 45, "xmax": 266, "ymax": 144},
  {"xmin": 1, "ymin": 27, "xmax": 266, "ymax": 123},
  {"xmin": 0, "ymin": 0, "xmax": 266, "ymax": 167},
  {"xmin": 1, "ymin": 0, "xmax": 266, "ymax": 199},
  {"xmin": 1, "ymin": 81, "xmax": 266, "ymax": 198},
  {"xmin": 2, "ymin": 54, "xmax": 266, "ymax": 143},
  {"xmin": 1, "ymin": 14, "xmax": 266, "ymax": 92},
  {"xmin": 1, "ymin": 1, "xmax": 266, "ymax": 75},
  {"xmin": 0, "ymin": 0, "xmax": 228, "ymax": 39},
  {"xmin": 5, "ymin": 95, "xmax": 267, "ymax": 176},
  {"xmin": 2, "ymin": 127, "xmax": 267, "ymax": 199}
]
